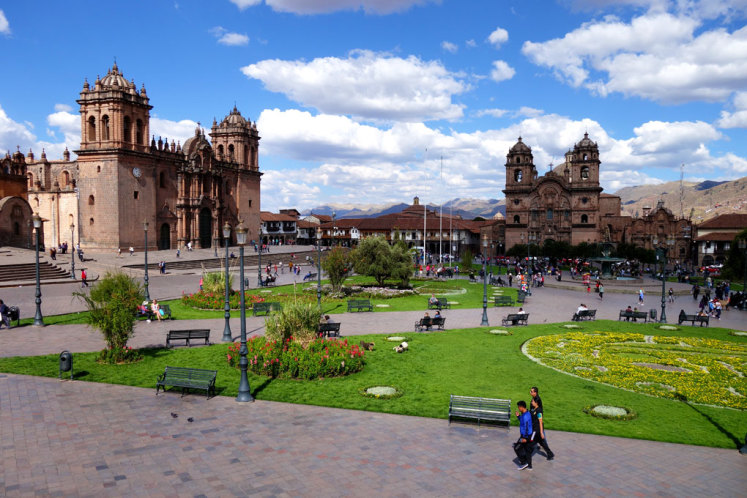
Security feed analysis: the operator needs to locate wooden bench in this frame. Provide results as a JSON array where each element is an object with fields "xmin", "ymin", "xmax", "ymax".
[
  {"xmin": 319, "ymin": 322, "xmax": 341, "ymax": 338},
  {"xmin": 156, "ymin": 366, "xmax": 217, "ymax": 398},
  {"xmin": 618, "ymin": 310, "xmax": 649, "ymax": 322},
  {"xmin": 490, "ymin": 276, "xmax": 506, "ymax": 286},
  {"xmin": 415, "ymin": 316, "xmax": 446, "ymax": 332},
  {"xmin": 261, "ymin": 275, "xmax": 277, "ymax": 287},
  {"xmin": 166, "ymin": 329, "xmax": 210, "ymax": 347},
  {"xmin": 678, "ymin": 310, "xmax": 710, "ymax": 327},
  {"xmin": 303, "ymin": 272, "xmax": 317, "ymax": 281},
  {"xmin": 253, "ymin": 302, "xmax": 282, "ymax": 316},
  {"xmin": 572, "ymin": 309, "xmax": 597, "ymax": 321},
  {"xmin": 469, "ymin": 274, "xmax": 478, "ymax": 283},
  {"xmin": 502, "ymin": 313, "xmax": 529, "ymax": 326},
  {"xmin": 494, "ymin": 296, "xmax": 514, "ymax": 307},
  {"xmin": 347, "ymin": 299, "xmax": 373, "ymax": 312},
  {"xmin": 427, "ymin": 298, "xmax": 451, "ymax": 310},
  {"xmin": 448, "ymin": 395, "xmax": 511, "ymax": 427}
]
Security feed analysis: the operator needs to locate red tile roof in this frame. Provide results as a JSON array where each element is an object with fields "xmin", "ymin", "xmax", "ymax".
[{"xmin": 697, "ymin": 213, "xmax": 747, "ymax": 229}]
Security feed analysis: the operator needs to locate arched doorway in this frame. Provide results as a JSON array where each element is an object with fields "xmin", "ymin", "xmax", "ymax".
[
  {"xmin": 159, "ymin": 223, "xmax": 171, "ymax": 250},
  {"xmin": 199, "ymin": 208, "xmax": 212, "ymax": 248}
]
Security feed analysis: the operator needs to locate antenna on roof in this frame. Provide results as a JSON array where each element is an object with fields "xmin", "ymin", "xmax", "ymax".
[{"xmin": 679, "ymin": 163, "xmax": 685, "ymax": 219}]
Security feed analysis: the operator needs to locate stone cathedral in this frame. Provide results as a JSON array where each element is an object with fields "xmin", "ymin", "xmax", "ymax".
[{"xmin": 23, "ymin": 63, "xmax": 262, "ymax": 250}]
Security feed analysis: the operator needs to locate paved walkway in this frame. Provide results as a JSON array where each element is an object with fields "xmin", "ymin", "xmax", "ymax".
[{"xmin": 1, "ymin": 374, "xmax": 744, "ymax": 497}]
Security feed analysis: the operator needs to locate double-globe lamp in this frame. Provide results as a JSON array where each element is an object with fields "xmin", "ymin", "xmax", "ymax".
[
  {"xmin": 221, "ymin": 222, "xmax": 233, "ymax": 342},
  {"xmin": 234, "ymin": 220, "xmax": 253, "ymax": 402}
]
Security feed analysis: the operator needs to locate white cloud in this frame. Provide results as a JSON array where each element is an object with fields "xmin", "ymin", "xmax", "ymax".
[
  {"xmin": 475, "ymin": 108, "xmax": 508, "ymax": 118},
  {"xmin": 150, "ymin": 117, "xmax": 199, "ymax": 146},
  {"xmin": 522, "ymin": 11, "xmax": 747, "ymax": 103},
  {"xmin": 489, "ymin": 60, "xmax": 515, "ymax": 82},
  {"xmin": 242, "ymin": 50, "xmax": 468, "ymax": 122},
  {"xmin": 487, "ymin": 26, "xmax": 508, "ymax": 47},
  {"xmin": 466, "ymin": 39, "xmax": 477, "ymax": 48},
  {"xmin": 229, "ymin": 0, "xmax": 262, "ymax": 9},
  {"xmin": 0, "ymin": 9, "xmax": 10, "ymax": 35},
  {"xmin": 717, "ymin": 91, "xmax": 747, "ymax": 128},
  {"xmin": 441, "ymin": 41, "xmax": 458, "ymax": 53},
  {"xmin": 515, "ymin": 106, "xmax": 543, "ymax": 118},
  {"xmin": 0, "ymin": 105, "xmax": 80, "ymax": 160},
  {"xmin": 262, "ymin": 0, "xmax": 438, "ymax": 14},
  {"xmin": 210, "ymin": 26, "xmax": 249, "ymax": 46},
  {"xmin": 54, "ymin": 103, "xmax": 73, "ymax": 112},
  {"xmin": 255, "ymin": 106, "xmax": 745, "ymax": 210}
]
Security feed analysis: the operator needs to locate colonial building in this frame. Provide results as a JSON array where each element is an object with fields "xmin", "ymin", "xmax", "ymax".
[
  {"xmin": 26, "ymin": 63, "xmax": 261, "ymax": 250},
  {"xmin": 693, "ymin": 213, "xmax": 747, "ymax": 266},
  {"xmin": 0, "ymin": 150, "xmax": 34, "ymax": 247}
]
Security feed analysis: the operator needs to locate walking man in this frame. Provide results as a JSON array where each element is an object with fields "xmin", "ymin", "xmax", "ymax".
[
  {"xmin": 531, "ymin": 398, "xmax": 555, "ymax": 461},
  {"xmin": 598, "ymin": 283, "xmax": 604, "ymax": 300},
  {"xmin": 0, "ymin": 299, "xmax": 10, "ymax": 329},
  {"xmin": 514, "ymin": 400, "xmax": 535, "ymax": 470},
  {"xmin": 81, "ymin": 269, "xmax": 88, "ymax": 287}
]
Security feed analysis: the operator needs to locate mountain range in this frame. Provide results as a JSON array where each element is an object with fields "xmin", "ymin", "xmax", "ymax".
[{"xmin": 303, "ymin": 177, "xmax": 747, "ymax": 223}]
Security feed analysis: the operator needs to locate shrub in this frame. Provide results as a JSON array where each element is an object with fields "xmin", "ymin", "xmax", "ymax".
[
  {"xmin": 75, "ymin": 271, "xmax": 143, "ymax": 364},
  {"xmin": 226, "ymin": 337, "xmax": 365, "ymax": 380},
  {"xmin": 321, "ymin": 247, "xmax": 350, "ymax": 292},
  {"xmin": 201, "ymin": 270, "xmax": 233, "ymax": 295},
  {"xmin": 181, "ymin": 290, "xmax": 264, "ymax": 310},
  {"xmin": 264, "ymin": 301, "xmax": 320, "ymax": 346}
]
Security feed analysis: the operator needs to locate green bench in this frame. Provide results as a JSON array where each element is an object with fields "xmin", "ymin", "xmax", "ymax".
[
  {"xmin": 448, "ymin": 395, "xmax": 511, "ymax": 427},
  {"xmin": 678, "ymin": 310, "xmax": 709, "ymax": 327},
  {"xmin": 572, "ymin": 309, "xmax": 597, "ymax": 321},
  {"xmin": 427, "ymin": 298, "xmax": 451, "ymax": 310},
  {"xmin": 494, "ymin": 296, "xmax": 513, "ymax": 307},
  {"xmin": 318, "ymin": 322, "xmax": 341, "ymax": 338},
  {"xmin": 166, "ymin": 329, "xmax": 210, "ymax": 347},
  {"xmin": 156, "ymin": 366, "xmax": 217, "ymax": 398},
  {"xmin": 347, "ymin": 299, "xmax": 373, "ymax": 312},
  {"xmin": 501, "ymin": 313, "xmax": 529, "ymax": 326},
  {"xmin": 253, "ymin": 302, "xmax": 282, "ymax": 316},
  {"xmin": 618, "ymin": 310, "xmax": 649, "ymax": 322}
]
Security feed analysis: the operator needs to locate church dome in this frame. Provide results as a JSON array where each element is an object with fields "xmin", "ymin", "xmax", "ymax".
[
  {"xmin": 220, "ymin": 106, "xmax": 248, "ymax": 127},
  {"xmin": 100, "ymin": 63, "xmax": 129, "ymax": 89},
  {"xmin": 509, "ymin": 136, "xmax": 531, "ymax": 153},
  {"xmin": 574, "ymin": 132, "xmax": 597, "ymax": 149}
]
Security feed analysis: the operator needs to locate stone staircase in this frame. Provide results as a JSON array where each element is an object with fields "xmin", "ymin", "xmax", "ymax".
[{"xmin": 0, "ymin": 262, "xmax": 71, "ymax": 283}]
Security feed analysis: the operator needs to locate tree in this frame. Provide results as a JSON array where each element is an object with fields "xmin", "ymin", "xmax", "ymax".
[
  {"xmin": 460, "ymin": 247, "xmax": 474, "ymax": 271},
  {"xmin": 75, "ymin": 271, "xmax": 144, "ymax": 363},
  {"xmin": 352, "ymin": 236, "xmax": 412, "ymax": 286},
  {"xmin": 321, "ymin": 246, "xmax": 350, "ymax": 292},
  {"xmin": 724, "ymin": 229, "xmax": 747, "ymax": 281}
]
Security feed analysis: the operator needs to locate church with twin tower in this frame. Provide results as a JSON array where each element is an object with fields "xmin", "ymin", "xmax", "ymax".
[{"xmin": 27, "ymin": 63, "xmax": 262, "ymax": 250}]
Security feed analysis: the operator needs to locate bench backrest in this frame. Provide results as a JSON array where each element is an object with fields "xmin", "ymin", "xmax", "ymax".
[
  {"xmin": 506, "ymin": 313, "xmax": 528, "ymax": 320},
  {"xmin": 349, "ymin": 299, "xmax": 371, "ymax": 306},
  {"xmin": 438, "ymin": 298, "xmax": 448, "ymax": 305},
  {"xmin": 163, "ymin": 366, "xmax": 216, "ymax": 382},
  {"xmin": 168, "ymin": 329, "xmax": 209, "ymax": 339},
  {"xmin": 319, "ymin": 322, "xmax": 340, "ymax": 332},
  {"xmin": 419, "ymin": 317, "xmax": 432, "ymax": 326},
  {"xmin": 432, "ymin": 317, "xmax": 445, "ymax": 326},
  {"xmin": 254, "ymin": 302, "xmax": 271, "ymax": 310},
  {"xmin": 450, "ymin": 395, "xmax": 511, "ymax": 415}
]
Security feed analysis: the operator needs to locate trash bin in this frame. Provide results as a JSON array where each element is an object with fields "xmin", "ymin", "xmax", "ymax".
[
  {"xmin": 649, "ymin": 309, "xmax": 657, "ymax": 321},
  {"xmin": 59, "ymin": 350, "xmax": 73, "ymax": 380}
]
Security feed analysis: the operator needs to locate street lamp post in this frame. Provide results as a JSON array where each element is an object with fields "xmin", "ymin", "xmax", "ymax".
[
  {"xmin": 33, "ymin": 214, "xmax": 44, "ymax": 327},
  {"xmin": 481, "ymin": 233, "xmax": 489, "ymax": 326},
  {"xmin": 70, "ymin": 222, "xmax": 76, "ymax": 280},
  {"xmin": 143, "ymin": 220, "xmax": 150, "ymax": 302},
  {"xmin": 257, "ymin": 225, "xmax": 263, "ymax": 287},
  {"xmin": 221, "ymin": 222, "xmax": 233, "ymax": 342},
  {"xmin": 739, "ymin": 238, "xmax": 747, "ymax": 311},
  {"xmin": 316, "ymin": 227, "xmax": 322, "ymax": 309},
  {"xmin": 234, "ymin": 220, "xmax": 253, "ymax": 402}
]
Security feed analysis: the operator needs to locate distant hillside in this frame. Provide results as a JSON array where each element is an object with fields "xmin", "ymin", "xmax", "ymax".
[
  {"xmin": 303, "ymin": 198, "xmax": 505, "ymax": 220},
  {"xmin": 613, "ymin": 176, "xmax": 747, "ymax": 223}
]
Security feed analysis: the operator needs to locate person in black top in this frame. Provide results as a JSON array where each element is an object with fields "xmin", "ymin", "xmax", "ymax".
[
  {"xmin": 0, "ymin": 299, "xmax": 10, "ymax": 329},
  {"xmin": 530, "ymin": 387, "xmax": 554, "ymax": 460}
]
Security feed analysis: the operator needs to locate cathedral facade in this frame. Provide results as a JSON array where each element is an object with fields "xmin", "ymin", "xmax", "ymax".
[{"xmin": 25, "ymin": 64, "xmax": 261, "ymax": 250}]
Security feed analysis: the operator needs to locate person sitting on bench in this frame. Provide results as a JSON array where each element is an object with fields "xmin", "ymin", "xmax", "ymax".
[
  {"xmin": 429, "ymin": 294, "xmax": 439, "ymax": 306},
  {"xmin": 573, "ymin": 303, "xmax": 588, "ymax": 321}
]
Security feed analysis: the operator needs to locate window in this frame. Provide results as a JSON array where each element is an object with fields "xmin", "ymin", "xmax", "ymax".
[
  {"xmin": 564, "ymin": 210, "xmax": 570, "ymax": 220},
  {"xmin": 581, "ymin": 197, "xmax": 588, "ymax": 204},
  {"xmin": 136, "ymin": 119, "xmax": 143, "ymax": 145},
  {"xmin": 102, "ymin": 115, "xmax": 110, "ymax": 141},
  {"xmin": 97, "ymin": 165, "xmax": 101, "ymax": 173},
  {"xmin": 13, "ymin": 222, "xmax": 19, "ymax": 235},
  {"xmin": 514, "ymin": 169, "xmax": 523, "ymax": 182},
  {"xmin": 248, "ymin": 199, "xmax": 252, "ymax": 208},
  {"xmin": 27, "ymin": 172, "xmax": 34, "ymax": 188},
  {"xmin": 513, "ymin": 199, "xmax": 520, "ymax": 205},
  {"xmin": 228, "ymin": 144, "xmax": 235, "ymax": 160},
  {"xmin": 513, "ymin": 215, "xmax": 520, "ymax": 224},
  {"xmin": 546, "ymin": 209, "xmax": 553, "ymax": 220},
  {"xmin": 581, "ymin": 214, "xmax": 588, "ymax": 223},
  {"xmin": 159, "ymin": 172, "xmax": 166, "ymax": 188},
  {"xmin": 89, "ymin": 217, "xmax": 94, "ymax": 225},
  {"xmin": 134, "ymin": 191, "xmax": 139, "ymax": 199},
  {"xmin": 88, "ymin": 116, "xmax": 96, "ymax": 142},
  {"xmin": 580, "ymin": 167, "xmax": 589, "ymax": 179},
  {"xmin": 583, "ymin": 153, "xmax": 588, "ymax": 160},
  {"xmin": 531, "ymin": 210, "xmax": 538, "ymax": 221},
  {"xmin": 218, "ymin": 144, "xmax": 224, "ymax": 158},
  {"xmin": 124, "ymin": 116, "xmax": 131, "ymax": 142},
  {"xmin": 516, "ymin": 156, "xmax": 521, "ymax": 164},
  {"xmin": 88, "ymin": 195, "xmax": 95, "ymax": 206},
  {"xmin": 61, "ymin": 171, "xmax": 70, "ymax": 187}
]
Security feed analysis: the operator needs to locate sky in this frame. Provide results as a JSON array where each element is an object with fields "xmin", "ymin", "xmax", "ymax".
[{"xmin": 1, "ymin": 0, "xmax": 746, "ymax": 212}]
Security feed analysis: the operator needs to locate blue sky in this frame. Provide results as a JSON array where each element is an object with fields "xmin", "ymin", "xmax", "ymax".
[{"xmin": 1, "ymin": 0, "xmax": 746, "ymax": 212}]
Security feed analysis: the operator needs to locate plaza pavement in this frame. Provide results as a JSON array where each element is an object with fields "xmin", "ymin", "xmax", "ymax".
[{"xmin": 1, "ymin": 247, "xmax": 746, "ymax": 496}]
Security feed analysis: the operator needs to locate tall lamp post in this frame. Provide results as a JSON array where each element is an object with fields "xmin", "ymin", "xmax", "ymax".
[
  {"xmin": 739, "ymin": 238, "xmax": 747, "ymax": 311},
  {"xmin": 69, "ymin": 222, "xmax": 76, "ymax": 280},
  {"xmin": 653, "ymin": 236, "xmax": 673, "ymax": 323},
  {"xmin": 316, "ymin": 226, "xmax": 322, "ymax": 309},
  {"xmin": 257, "ymin": 223, "xmax": 263, "ymax": 287},
  {"xmin": 234, "ymin": 220, "xmax": 253, "ymax": 402},
  {"xmin": 33, "ymin": 214, "xmax": 44, "ymax": 326},
  {"xmin": 481, "ymin": 233, "xmax": 489, "ymax": 326},
  {"xmin": 143, "ymin": 220, "xmax": 150, "ymax": 301},
  {"xmin": 221, "ymin": 222, "xmax": 233, "ymax": 342}
]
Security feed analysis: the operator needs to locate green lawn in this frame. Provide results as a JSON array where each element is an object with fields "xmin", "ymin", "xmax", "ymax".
[{"xmin": 1, "ymin": 319, "xmax": 744, "ymax": 449}]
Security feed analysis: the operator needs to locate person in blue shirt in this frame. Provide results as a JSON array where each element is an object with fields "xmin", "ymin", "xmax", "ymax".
[{"xmin": 514, "ymin": 400, "xmax": 535, "ymax": 470}]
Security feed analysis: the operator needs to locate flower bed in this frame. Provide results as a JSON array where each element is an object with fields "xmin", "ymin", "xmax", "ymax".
[
  {"xmin": 525, "ymin": 332, "xmax": 747, "ymax": 409},
  {"xmin": 226, "ymin": 337, "xmax": 365, "ymax": 380},
  {"xmin": 181, "ymin": 290, "xmax": 265, "ymax": 310}
]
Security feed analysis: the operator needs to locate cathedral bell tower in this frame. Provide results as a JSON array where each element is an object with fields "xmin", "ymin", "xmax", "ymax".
[{"xmin": 502, "ymin": 137, "xmax": 537, "ymax": 248}]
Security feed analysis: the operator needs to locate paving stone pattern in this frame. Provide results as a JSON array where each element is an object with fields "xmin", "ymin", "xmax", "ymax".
[{"xmin": 1, "ymin": 374, "xmax": 745, "ymax": 497}]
